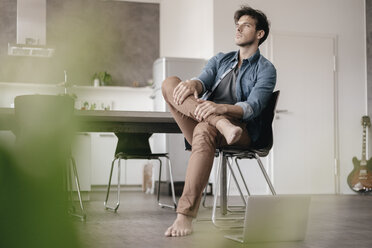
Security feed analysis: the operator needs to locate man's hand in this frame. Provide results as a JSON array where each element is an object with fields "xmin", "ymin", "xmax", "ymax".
[
  {"xmin": 173, "ymin": 80, "xmax": 201, "ymax": 105},
  {"xmin": 194, "ymin": 100, "xmax": 227, "ymax": 121}
]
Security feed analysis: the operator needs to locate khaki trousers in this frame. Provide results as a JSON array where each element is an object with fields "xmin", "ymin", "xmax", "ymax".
[{"xmin": 161, "ymin": 76, "xmax": 251, "ymax": 218}]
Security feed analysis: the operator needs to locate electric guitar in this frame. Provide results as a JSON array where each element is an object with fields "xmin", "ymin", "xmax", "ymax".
[{"xmin": 347, "ymin": 116, "xmax": 372, "ymax": 193}]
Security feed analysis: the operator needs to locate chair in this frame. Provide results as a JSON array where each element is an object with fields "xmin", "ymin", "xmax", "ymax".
[
  {"xmin": 211, "ymin": 91, "xmax": 280, "ymax": 227},
  {"xmin": 104, "ymin": 132, "xmax": 177, "ymax": 211},
  {"xmin": 14, "ymin": 94, "xmax": 86, "ymax": 221}
]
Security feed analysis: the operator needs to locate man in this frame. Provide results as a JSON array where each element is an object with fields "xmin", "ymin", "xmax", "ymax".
[{"xmin": 161, "ymin": 5, "xmax": 276, "ymax": 237}]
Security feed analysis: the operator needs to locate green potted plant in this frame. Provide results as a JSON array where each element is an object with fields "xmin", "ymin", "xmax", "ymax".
[{"xmin": 92, "ymin": 71, "xmax": 113, "ymax": 86}]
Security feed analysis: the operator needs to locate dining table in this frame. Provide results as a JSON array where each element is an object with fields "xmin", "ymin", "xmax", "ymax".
[{"xmin": 0, "ymin": 107, "xmax": 230, "ymax": 215}]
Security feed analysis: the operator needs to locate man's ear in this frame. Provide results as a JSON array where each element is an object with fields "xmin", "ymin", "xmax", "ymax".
[{"xmin": 257, "ymin": 30, "xmax": 265, "ymax": 40}]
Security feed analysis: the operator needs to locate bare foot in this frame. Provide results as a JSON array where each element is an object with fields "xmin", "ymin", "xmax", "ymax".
[
  {"xmin": 164, "ymin": 213, "xmax": 193, "ymax": 237},
  {"xmin": 216, "ymin": 119, "xmax": 242, "ymax": 145}
]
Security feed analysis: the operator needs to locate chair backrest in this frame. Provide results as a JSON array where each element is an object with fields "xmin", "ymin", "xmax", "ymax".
[
  {"xmin": 252, "ymin": 90, "xmax": 280, "ymax": 150},
  {"xmin": 114, "ymin": 133, "xmax": 152, "ymax": 156}
]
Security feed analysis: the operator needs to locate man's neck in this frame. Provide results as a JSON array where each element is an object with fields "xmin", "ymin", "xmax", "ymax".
[{"xmin": 239, "ymin": 45, "xmax": 258, "ymax": 61}]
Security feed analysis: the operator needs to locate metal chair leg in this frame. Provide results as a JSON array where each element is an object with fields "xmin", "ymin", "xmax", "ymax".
[
  {"xmin": 226, "ymin": 158, "xmax": 247, "ymax": 209},
  {"xmin": 211, "ymin": 153, "xmax": 221, "ymax": 224},
  {"xmin": 167, "ymin": 156, "xmax": 178, "ymax": 209},
  {"xmin": 105, "ymin": 154, "xmax": 177, "ymax": 212},
  {"xmin": 202, "ymin": 152, "xmax": 220, "ymax": 208},
  {"xmin": 104, "ymin": 156, "xmax": 121, "ymax": 211},
  {"xmin": 226, "ymin": 157, "xmax": 232, "ymax": 202},
  {"xmin": 220, "ymin": 151, "xmax": 228, "ymax": 215},
  {"xmin": 235, "ymin": 158, "xmax": 251, "ymax": 196},
  {"xmin": 70, "ymin": 157, "xmax": 86, "ymax": 221},
  {"xmin": 203, "ymin": 165, "xmax": 225, "ymax": 209},
  {"xmin": 254, "ymin": 153, "xmax": 276, "ymax": 195},
  {"xmin": 202, "ymin": 186, "xmax": 209, "ymax": 208},
  {"xmin": 211, "ymin": 152, "xmax": 277, "ymax": 228},
  {"xmin": 157, "ymin": 157, "xmax": 177, "ymax": 209},
  {"xmin": 66, "ymin": 158, "xmax": 74, "ymax": 206},
  {"xmin": 211, "ymin": 153, "xmax": 244, "ymax": 228},
  {"xmin": 156, "ymin": 158, "xmax": 162, "ymax": 204},
  {"xmin": 202, "ymin": 157, "xmax": 234, "ymax": 210},
  {"xmin": 202, "ymin": 181, "xmax": 216, "ymax": 208}
]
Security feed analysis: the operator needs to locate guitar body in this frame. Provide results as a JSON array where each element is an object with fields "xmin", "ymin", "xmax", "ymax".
[{"xmin": 347, "ymin": 156, "xmax": 372, "ymax": 192}]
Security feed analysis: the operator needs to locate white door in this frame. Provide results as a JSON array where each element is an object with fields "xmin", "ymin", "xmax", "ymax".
[{"xmin": 270, "ymin": 33, "xmax": 336, "ymax": 194}]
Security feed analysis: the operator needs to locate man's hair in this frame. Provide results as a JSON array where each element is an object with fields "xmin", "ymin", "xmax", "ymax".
[{"xmin": 234, "ymin": 5, "xmax": 270, "ymax": 46}]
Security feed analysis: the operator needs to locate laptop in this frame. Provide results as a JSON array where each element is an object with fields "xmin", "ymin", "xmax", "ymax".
[{"xmin": 225, "ymin": 195, "xmax": 311, "ymax": 243}]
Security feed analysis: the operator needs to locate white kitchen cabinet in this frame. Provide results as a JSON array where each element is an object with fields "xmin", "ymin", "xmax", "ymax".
[
  {"xmin": 90, "ymin": 133, "xmax": 148, "ymax": 186},
  {"xmin": 90, "ymin": 133, "xmax": 117, "ymax": 185},
  {"xmin": 71, "ymin": 133, "xmax": 91, "ymax": 192}
]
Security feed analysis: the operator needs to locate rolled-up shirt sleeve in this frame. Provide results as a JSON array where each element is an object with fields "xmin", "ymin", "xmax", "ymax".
[{"xmin": 235, "ymin": 62, "xmax": 276, "ymax": 121}]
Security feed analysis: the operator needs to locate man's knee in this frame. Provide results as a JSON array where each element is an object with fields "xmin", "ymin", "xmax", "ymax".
[
  {"xmin": 192, "ymin": 123, "xmax": 218, "ymax": 147},
  {"xmin": 161, "ymin": 76, "xmax": 181, "ymax": 101}
]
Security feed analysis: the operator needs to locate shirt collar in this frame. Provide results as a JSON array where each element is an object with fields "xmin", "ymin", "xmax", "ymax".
[
  {"xmin": 247, "ymin": 49, "xmax": 260, "ymax": 64},
  {"xmin": 230, "ymin": 51, "xmax": 239, "ymax": 64},
  {"xmin": 230, "ymin": 49, "xmax": 261, "ymax": 66}
]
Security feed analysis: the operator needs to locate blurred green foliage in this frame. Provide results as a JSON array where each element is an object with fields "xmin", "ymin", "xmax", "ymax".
[{"xmin": 0, "ymin": 95, "xmax": 81, "ymax": 248}]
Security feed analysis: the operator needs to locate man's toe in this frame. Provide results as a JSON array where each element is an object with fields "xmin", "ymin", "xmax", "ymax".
[{"xmin": 165, "ymin": 227, "xmax": 172, "ymax": 236}]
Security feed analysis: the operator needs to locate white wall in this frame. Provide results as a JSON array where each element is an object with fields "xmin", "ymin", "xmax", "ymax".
[
  {"xmin": 161, "ymin": 0, "xmax": 367, "ymax": 194},
  {"xmin": 160, "ymin": 0, "xmax": 214, "ymax": 58}
]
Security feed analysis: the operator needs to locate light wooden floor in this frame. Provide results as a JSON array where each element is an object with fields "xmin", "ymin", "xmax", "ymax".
[{"xmin": 74, "ymin": 191, "xmax": 372, "ymax": 248}]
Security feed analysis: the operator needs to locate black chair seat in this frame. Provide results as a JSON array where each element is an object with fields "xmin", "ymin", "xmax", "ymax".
[
  {"xmin": 218, "ymin": 147, "xmax": 271, "ymax": 159},
  {"xmin": 115, "ymin": 152, "xmax": 169, "ymax": 160}
]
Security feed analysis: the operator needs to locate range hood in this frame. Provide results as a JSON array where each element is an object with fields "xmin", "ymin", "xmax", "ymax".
[{"xmin": 8, "ymin": 0, "xmax": 55, "ymax": 58}]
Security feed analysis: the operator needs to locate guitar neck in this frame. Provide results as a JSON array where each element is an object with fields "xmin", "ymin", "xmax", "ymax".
[{"xmin": 361, "ymin": 125, "xmax": 367, "ymax": 165}]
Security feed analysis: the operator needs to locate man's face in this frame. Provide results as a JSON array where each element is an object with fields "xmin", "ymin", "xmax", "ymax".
[{"xmin": 234, "ymin": 15, "xmax": 263, "ymax": 47}]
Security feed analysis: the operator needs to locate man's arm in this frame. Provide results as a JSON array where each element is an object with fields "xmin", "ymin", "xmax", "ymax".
[
  {"xmin": 235, "ymin": 63, "xmax": 276, "ymax": 121},
  {"xmin": 194, "ymin": 100, "xmax": 244, "ymax": 121}
]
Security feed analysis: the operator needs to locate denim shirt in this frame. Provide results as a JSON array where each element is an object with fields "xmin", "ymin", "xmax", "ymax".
[{"xmin": 192, "ymin": 49, "xmax": 276, "ymax": 142}]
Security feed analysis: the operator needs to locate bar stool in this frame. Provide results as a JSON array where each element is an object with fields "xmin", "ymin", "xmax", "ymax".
[
  {"xmin": 14, "ymin": 94, "xmax": 86, "ymax": 221},
  {"xmin": 104, "ymin": 133, "xmax": 177, "ymax": 211}
]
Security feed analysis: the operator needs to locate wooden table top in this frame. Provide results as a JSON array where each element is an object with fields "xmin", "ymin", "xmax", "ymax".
[{"xmin": 0, "ymin": 108, "xmax": 181, "ymax": 134}]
